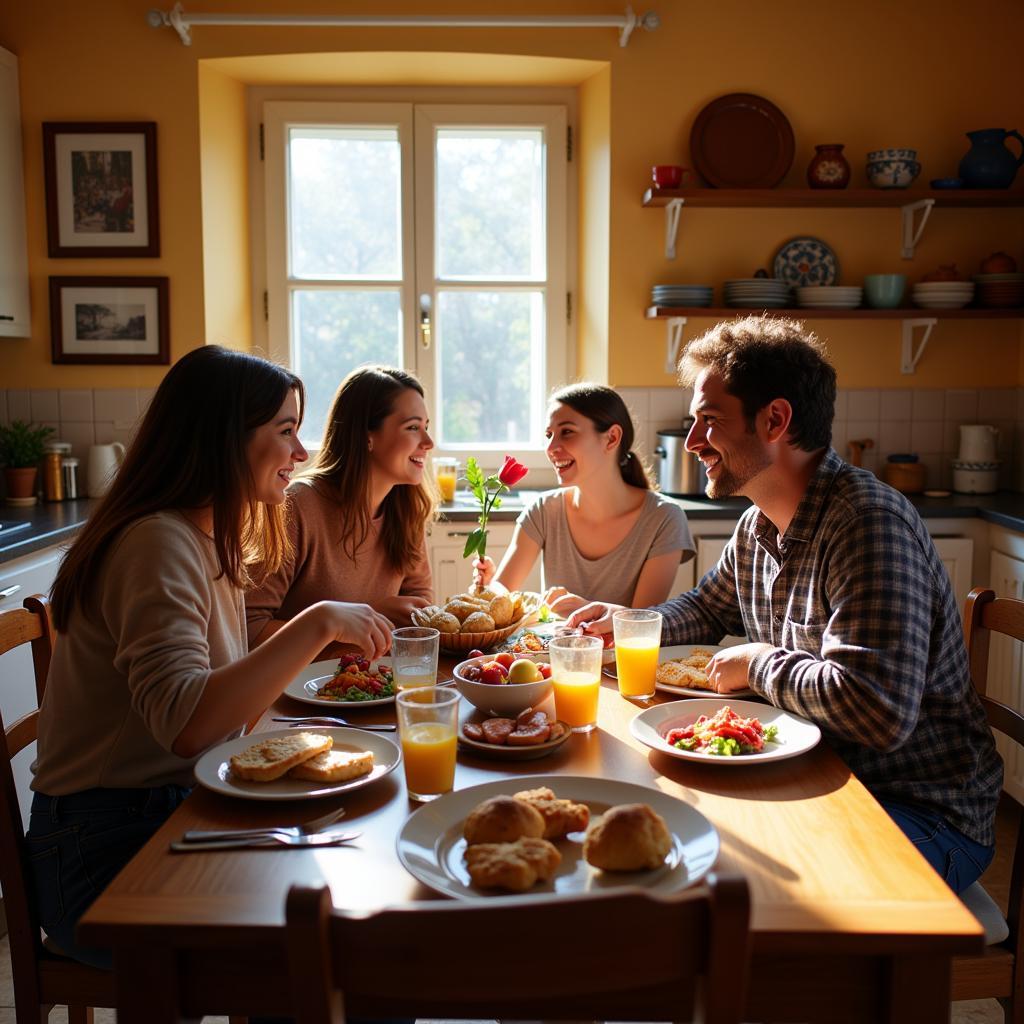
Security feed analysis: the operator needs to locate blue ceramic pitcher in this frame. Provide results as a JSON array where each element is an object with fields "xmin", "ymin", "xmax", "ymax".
[{"xmin": 958, "ymin": 128, "xmax": 1024, "ymax": 188}]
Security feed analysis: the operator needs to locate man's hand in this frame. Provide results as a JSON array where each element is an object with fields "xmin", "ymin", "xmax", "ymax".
[
  {"xmin": 706, "ymin": 643, "xmax": 775, "ymax": 694},
  {"xmin": 563, "ymin": 601, "xmax": 627, "ymax": 641}
]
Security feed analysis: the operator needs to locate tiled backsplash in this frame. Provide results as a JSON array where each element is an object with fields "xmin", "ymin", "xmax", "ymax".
[{"xmin": 2, "ymin": 386, "xmax": 1023, "ymax": 494}]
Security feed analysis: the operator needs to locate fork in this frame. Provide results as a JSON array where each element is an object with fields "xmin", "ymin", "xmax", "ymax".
[
  {"xmin": 181, "ymin": 805, "xmax": 347, "ymax": 844},
  {"xmin": 272, "ymin": 715, "xmax": 397, "ymax": 732},
  {"xmin": 170, "ymin": 828, "xmax": 362, "ymax": 853}
]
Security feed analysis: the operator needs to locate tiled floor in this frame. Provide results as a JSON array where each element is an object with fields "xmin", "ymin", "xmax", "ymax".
[{"xmin": 0, "ymin": 804, "xmax": 1018, "ymax": 1023}]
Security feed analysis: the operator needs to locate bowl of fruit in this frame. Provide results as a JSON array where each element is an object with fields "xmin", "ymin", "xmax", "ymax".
[{"xmin": 453, "ymin": 651, "xmax": 553, "ymax": 716}]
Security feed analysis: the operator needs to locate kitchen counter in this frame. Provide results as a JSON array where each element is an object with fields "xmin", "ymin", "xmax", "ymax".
[{"xmin": 5, "ymin": 489, "xmax": 1024, "ymax": 567}]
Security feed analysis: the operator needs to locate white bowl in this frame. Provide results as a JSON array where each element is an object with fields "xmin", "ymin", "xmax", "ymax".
[{"xmin": 453, "ymin": 654, "xmax": 553, "ymax": 716}]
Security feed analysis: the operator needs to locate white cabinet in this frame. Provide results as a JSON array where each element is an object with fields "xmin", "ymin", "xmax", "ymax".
[
  {"xmin": 931, "ymin": 536, "xmax": 975, "ymax": 616},
  {"xmin": 427, "ymin": 522, "xmax": 542, "ymax": 601},
  {"xmin": 0, "ymin": 545, "xmax": 64, "ymax": 831},
  {"xmin": 0, "ymin": 46, "xmax": 29, "ymax": 338}
]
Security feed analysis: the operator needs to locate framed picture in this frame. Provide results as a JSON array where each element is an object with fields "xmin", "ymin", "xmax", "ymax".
[
  {"xmin": 49, "ymin": 276, "xmax": 169, "ymax": 365},
  {"xmin": 43, "ymin": 122, "xmax": 160, "ymax": 257}
]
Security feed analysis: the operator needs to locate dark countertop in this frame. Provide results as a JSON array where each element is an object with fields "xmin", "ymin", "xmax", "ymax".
[{"xmin": 5, "ymin": 490, "xmax": 1024, "ymax": 568}]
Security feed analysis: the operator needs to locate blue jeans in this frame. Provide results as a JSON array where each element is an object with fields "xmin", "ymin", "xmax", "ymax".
[
  {"xmin": 880, "ymin": 798, "xmax": 995, "ymax": 893},
  {"xmin": 26, "ymin": 785, "xmax": 191, "ymax": 969}
]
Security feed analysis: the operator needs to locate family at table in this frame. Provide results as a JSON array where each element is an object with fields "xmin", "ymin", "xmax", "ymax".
[{"xmin": 23, "ymin": 314, "xmax": 1002, "ymax": 994}]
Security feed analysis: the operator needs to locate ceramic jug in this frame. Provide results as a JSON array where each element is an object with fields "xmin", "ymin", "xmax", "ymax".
[
  {"xmin": 86, "ymin": 442, "xmax": 125, "ymax": 498},
  {"xmin": 958, "ymin": 424, "xmax": 999, "ymax": 464},
  {"xmin": 958, "ymin": 128, "xmax": 1024, "ymax": 189}
]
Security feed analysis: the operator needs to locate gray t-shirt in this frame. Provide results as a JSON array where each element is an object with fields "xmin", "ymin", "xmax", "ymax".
[{"xmin": 517, "ymin": 489, "xmax": 695, "ymax": 606}]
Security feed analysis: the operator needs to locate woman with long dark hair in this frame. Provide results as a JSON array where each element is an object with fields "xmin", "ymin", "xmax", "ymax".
[
  {"xmin": 28, "ymin": 346, "xmax": 391, "ymax": 969},
  {"xmin": 246, "ymin": 365, "xmax": 438, "ymax": 645},
  {"xmin": 474, "ymin": 383, "xmax": 694, "ymax": 615}
]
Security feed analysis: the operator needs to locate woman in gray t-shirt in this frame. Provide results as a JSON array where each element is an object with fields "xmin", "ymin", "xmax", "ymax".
[{"xmin": 474, "ymin": 384, "xmax": 694, "ymax": 614}]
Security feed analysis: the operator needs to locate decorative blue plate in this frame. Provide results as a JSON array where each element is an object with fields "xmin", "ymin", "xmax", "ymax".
[{"xmin": 772, "ymin": 237, "xmax": 839, "ymax": 287}]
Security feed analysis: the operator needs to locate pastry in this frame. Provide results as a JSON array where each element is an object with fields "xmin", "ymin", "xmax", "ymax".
[
  {"xmin": 464, "ymin": 836, "xmax": 561, "ymax": 891},
  {"xmin": 583, "ymin": 803, "xmax": 672, "ymax": 871},
  {"xmin": 514, "ymin": 786, "xmax": 590, "ymax": 839},
  {"xmin": 463, "ymin": 794, "xmax": 545, "ymax": 844}
]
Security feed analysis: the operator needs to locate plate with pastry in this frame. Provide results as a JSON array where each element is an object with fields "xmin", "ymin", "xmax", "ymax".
[
  {"xmin": 285, "ymin": 654, "xmax": 396, "ymax": 708},
  {"xmin": 396, "ymin": 774, "xmax": 719, "ymax": 902},
  {"xmin": 193, "ymin": 727, "xmax": 401, "ymax": 800},
  {"xmin": 652, "ymin": 645, "xmax": 754, "ymax": 698},
  {"xmin": 457, "ymin": 707, "xmax": 573, "ymax": 761},
  {"xmin": 631, "ymin": 697, "xmax": 821, "ymax": 765}
]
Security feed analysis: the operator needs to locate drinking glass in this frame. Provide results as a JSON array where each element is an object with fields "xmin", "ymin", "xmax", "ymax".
[
  {"xmin": 433, "ymin": 457, "xmax": 459, "ymax": 502},
  {"xmin": 613, "ymin": 609, "xmax": 663, "ymax": 699},
  {"xmin": 391, "ymin": 626, "xmax": 440, "ymax": 691},
  {"xmin": 549, "ymin": 634, "xmax": 603, "ymax": 734},
  {"xmin": 396, "ymin": 686, "xmax": 460, "ymax": 801}
]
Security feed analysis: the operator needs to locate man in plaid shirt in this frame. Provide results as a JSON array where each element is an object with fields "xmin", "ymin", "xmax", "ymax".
[{"xmin": 569, "ymin": 316, "xmax": 1002, "ymax": 892}]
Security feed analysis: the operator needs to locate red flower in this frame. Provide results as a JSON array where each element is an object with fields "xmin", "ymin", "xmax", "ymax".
[{"xmin": 498, "ymin": 455, "xmax": 528, "ymax": 487}]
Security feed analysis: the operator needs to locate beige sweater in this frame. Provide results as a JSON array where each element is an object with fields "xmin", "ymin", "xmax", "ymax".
[
  {"xmin": 245, "ymin": 479, "xmax": 433, "ymax": 645},
  {"xmin": 33, "ymin": 511, "xmax": 247, "ymax": 794}
]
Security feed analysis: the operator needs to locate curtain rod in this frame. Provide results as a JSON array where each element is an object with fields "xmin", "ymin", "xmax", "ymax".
[{"xmin": 147, "ymin": 3, "xmax": 660, "ymax": 48}]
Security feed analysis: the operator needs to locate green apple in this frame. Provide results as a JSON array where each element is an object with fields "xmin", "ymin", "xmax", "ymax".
[{"xmin": 507, "ymin": 658, "xmax": 542, "ymax": 684}]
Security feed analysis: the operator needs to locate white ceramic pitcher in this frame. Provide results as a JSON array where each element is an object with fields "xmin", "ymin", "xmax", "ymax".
[
  {"xmin": 958, "ymin": 424, "xmax": 999, "ymax": 463},
  {"xmin": 86, "ymin": 442, "xmax": 126, "ymax": 497}
]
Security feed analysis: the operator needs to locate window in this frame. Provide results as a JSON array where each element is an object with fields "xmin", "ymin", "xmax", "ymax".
[{"xmin": 263, "ymin": 100, "xmax": 569, "ymax": 461}]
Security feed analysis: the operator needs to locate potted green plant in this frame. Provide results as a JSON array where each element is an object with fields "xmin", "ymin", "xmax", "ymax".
[{"xmin": 0, "ymin": 420, "xmax": 55, "ymax": 505}]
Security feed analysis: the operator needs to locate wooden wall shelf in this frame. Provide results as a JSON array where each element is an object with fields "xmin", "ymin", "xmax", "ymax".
[
  {"xmin": 646, "ymin": 306, "xmax": 1024, "ymax": 320},
  {"xmin": 642, "ymin": 187, "xmax": 1024, "ymax": 208}
]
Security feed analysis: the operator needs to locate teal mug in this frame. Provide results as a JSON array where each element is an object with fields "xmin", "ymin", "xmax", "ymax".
[{"xmin": 864, "ymin": 274, "xmax": 906, "ymax": 309}]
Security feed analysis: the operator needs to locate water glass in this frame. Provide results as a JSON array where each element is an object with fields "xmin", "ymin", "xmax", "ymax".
[
  {"xmin": 613, "ymin": 609, "xmax": 663, "ymax": 699},
  {"xmin": 548, "ymin": 634, "xmax": 603, "ymax": 733},
  {"xmin": 433, "ymin": 457, "xmax": 459, "ymax": 502},
  {"xmin": 396, "ymin": 686, "xmax": 460, "ymax": 801},
  {"xmin": 391, "ymin": 626, "xmax": 439, "ymax": 691}
]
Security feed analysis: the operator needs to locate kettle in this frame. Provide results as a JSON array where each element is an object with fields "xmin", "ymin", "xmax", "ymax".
[
  {"xmin": 653, "ymin": 421, "xmax": 708, "ymax": 495},
  {"xmin": 87, "ymin": 443, "xmax": 126, "ymax": 498}
]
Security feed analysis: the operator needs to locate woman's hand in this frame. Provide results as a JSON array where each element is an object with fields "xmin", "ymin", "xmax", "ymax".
[
  {"xmin": 322, "ymin": 602, "xmax": 393, "ymax": 661},
  {"xmin": 376, "ymin": 594, "xmax": 431, "ymax": 626},
  {"xmin": 542, "ymin": 586, "xmax": 588, "ymax": 617},
  {"xmin": 472, "ymin": 555, "xmax": 496, "ymax": 590},
  {"xmin": 563, "ymin": 601, "xmax": 625, "ymax": 641}
]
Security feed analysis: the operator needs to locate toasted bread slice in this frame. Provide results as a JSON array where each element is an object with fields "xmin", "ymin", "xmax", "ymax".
[
  {"xmin": 229, "ymin": 732, "xmax": 332, "ymax": 782},
  {"xmin": 288, "ymin": 748, "xmax": 374, "ymax": 783}
]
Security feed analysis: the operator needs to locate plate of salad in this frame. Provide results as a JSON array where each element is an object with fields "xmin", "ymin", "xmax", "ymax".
[
  {"xmin": 629, "ymin": 698, "xmax": 821, "ymax": 764},
  {"xmin": 285, "ymin": 653, "xmax": 396, "ymax": 708}
]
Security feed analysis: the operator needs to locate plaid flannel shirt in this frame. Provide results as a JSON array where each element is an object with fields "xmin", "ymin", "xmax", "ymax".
[{"xmin": 659, "ymin": 448, "xmax": 1002, "ymax": 845}]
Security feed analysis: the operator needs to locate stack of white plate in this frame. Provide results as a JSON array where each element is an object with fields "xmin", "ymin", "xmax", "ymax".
[
  {"xmin": 651, "ymin": 284, "xmax": 714, "ymax": 308},
  {"xmin": 795, "ymin": 285, "xmax": 862, "ymax": 309},
  {"xmin": 911, "ymin": 281, "xmax": 975, "ymax": 309},
  {"xmin": 724, "ymin": 278, "xmax": 791, "ymax": 309}
]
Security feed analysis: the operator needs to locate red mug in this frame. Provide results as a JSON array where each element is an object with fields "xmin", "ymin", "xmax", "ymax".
[{"xmin": 652, "ymin": 165, "xmax": 689, "ymax": 188}]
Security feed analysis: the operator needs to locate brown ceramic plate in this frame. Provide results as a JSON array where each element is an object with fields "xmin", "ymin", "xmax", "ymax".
[{"xmin": 690, "ymin": 92, "xmax": 795, "ymax": 188}]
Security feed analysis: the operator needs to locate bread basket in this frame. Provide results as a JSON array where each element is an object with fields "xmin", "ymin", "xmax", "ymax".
[{"xmin": 412, "ymin": 592, "xmax": 541, "ymax": 653}]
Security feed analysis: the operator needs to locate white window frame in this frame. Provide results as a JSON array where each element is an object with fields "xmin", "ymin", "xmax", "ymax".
[{"xmin": 258, "ymin": 94, "xmax": 572, "ymax": 469}]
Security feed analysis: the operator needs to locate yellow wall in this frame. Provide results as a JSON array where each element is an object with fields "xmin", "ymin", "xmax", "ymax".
[{"xmin": 1, "ymin": 0, "xmax": 1023, "ymax": 390}]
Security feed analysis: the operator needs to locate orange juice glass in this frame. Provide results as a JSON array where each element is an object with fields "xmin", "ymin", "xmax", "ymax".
[
  {"xmin": 613, "ymin": 609, "xmax": 662, "ymax": 699},
  {"xmin": 549, "ymin": 635, "xmax": 603, "ymax": 733},
  {"xmin": 433, "ymin": 457, "xmax": 458, "ymax": 502},
  {"xmin": 396, "ymin": 686, "xmax": 459, "ymax": 801}
]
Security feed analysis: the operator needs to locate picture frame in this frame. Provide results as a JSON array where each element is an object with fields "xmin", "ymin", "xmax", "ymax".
[
  {"xmin": 43, "ymin": 122, "xmax": 160, "ymax": 257},
  {"xmin": 49, "ymin": 276, "xmax": 170, "ymax": 365}
]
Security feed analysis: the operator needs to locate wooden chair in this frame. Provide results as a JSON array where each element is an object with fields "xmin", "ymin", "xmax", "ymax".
[
  {"xmin": 952, "ymin": 586, "xmax": 1024, "ymax": 1021},
  {"xmin": 285, "ymin": 874, "xmax": 750, "ymax": 1024},
  {"xmin": 0, "ymin": 595, "xmax": 115, "ymax": 1023}
]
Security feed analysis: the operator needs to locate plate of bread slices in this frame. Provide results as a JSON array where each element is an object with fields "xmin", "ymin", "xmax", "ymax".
[
  {"xmin": 396, "ymin": 774, "xmax": 719, "ymax": 901},
  {"xmin": 193, "ymin": 728, "xmax": 401, "ymax": 800},
  {"xmin": 653, "ymin": 645, "xmax": 754, "ymax": 698}
]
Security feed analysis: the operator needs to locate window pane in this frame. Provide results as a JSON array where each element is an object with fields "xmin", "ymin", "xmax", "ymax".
[
  {"xmin": 289, "ymin": 127, "xmax": 401, "ymax": 280},
  {"xmin": 292, "ymin": 290, "xmax": 402, "ymax": 443},
  {"xmin": 435, "ymin": 129, "xmax": 545, "ymax": 281},
  {"xmin": 436, "ymin": 290, "xmax": 544, "ymax": 447}
]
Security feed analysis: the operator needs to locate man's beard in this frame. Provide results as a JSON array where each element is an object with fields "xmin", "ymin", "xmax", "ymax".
[{"xmin": 703, "ymin": 444, "xmax": 771, "ymax": 499}]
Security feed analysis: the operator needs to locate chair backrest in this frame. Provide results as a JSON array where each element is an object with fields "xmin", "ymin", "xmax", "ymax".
[
  {"xmin": 286, "ymin": 873, "xmax": 750, "ymax": 1024},
  {"xmin": 0, "ymin": 595, "xmax": 56, "ymax": 1012}
]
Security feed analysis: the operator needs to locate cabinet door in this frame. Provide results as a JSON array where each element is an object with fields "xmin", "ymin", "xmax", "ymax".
[
  {"xmin": 671, "ymin": 558, "xmax": 696, "ymax": 597},
  {"xmin": 428, "ymin": 522, "xmax": 541, "ymax": 599},
  {"xmin": 0, "ymin": 47, "xmax": 29, "ymax": 337},
  {"xmin": 931, "ymin": 537, "xmax": 974, "ymax": 618},
  {"xmin": 695, "ymin": 536, "xmax": 731, "ymax": 581}
]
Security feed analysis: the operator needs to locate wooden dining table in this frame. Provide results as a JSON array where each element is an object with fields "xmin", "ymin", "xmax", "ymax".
[{"xmin": 78, "ymin": 656, "xmax": 984, "ymax": 1023}]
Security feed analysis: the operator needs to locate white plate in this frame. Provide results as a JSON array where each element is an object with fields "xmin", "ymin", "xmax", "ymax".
[
  {"xmin": 630, "ymin": 697, "xmax": 821, "ymax": 765},
  {"xmin": 652, "ymin": 644, "xmax": 755, "ymax": 698},
  {"xmin": 193, "ymin": 727, "xmax": 401, "ymax": 800},
  {"xmin": 396, "ymin": 774, "xmax": 719, "ymax": 901},
  {"xmin": 285, "ymin": 657, "xmax": 395, "ymax": 708}
]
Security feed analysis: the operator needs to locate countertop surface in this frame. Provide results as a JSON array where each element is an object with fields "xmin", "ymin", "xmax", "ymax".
[{"xmin": 4, "ymin": 489, "xmax": 1024, "ymax": 568}]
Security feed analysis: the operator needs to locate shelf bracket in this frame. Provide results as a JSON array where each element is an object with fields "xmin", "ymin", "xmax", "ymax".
[
  {"xmin": 665, "ymin": 316, "xmax": 687, "ymax": 374},
  {"xmin": 900, "ymin": 198, "xmax": 935, "ymax": 259},
  {"xmin": 901, "ymin": 317, "xmax": 937, "ymax": 374},
  {"xmin": 664, "ymin": 198, "xmax": 684, "ymax": 260}
]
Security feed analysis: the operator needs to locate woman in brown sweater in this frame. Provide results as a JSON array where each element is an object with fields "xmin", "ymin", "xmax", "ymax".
[{"xmin": 246, "ymin": 366, "xmax": 439, "ymax": 646}]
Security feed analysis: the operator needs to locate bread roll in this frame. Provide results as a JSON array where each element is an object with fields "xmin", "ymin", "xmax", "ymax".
[
  {"xmin": 464, "ymin": 836, "xmax": 561, "ymax": 891},
  {"xmin": 488, "ymin": 594, "xmax": 514, "ymax": 627},
  {"xmin": 462, "ymin": 611, "xmax": 496, "ymax": 633},
  {"xmin": 429, "ymin": 611, "xmax": 461, "ymax": 633},
  {"xmin": 229, "ymin": 732, "xmax": 332, "ymax": 783},
  {"xmin": 514, "ymin": 786, "xmax": 589, "ymax": 838},
  {"xmin": 463, "ymin": 794, "xmax": 545, "ymax": 845},
  {"xmin": 583, "ymin": 803, "xmax": 672, "ymax": 871}
]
